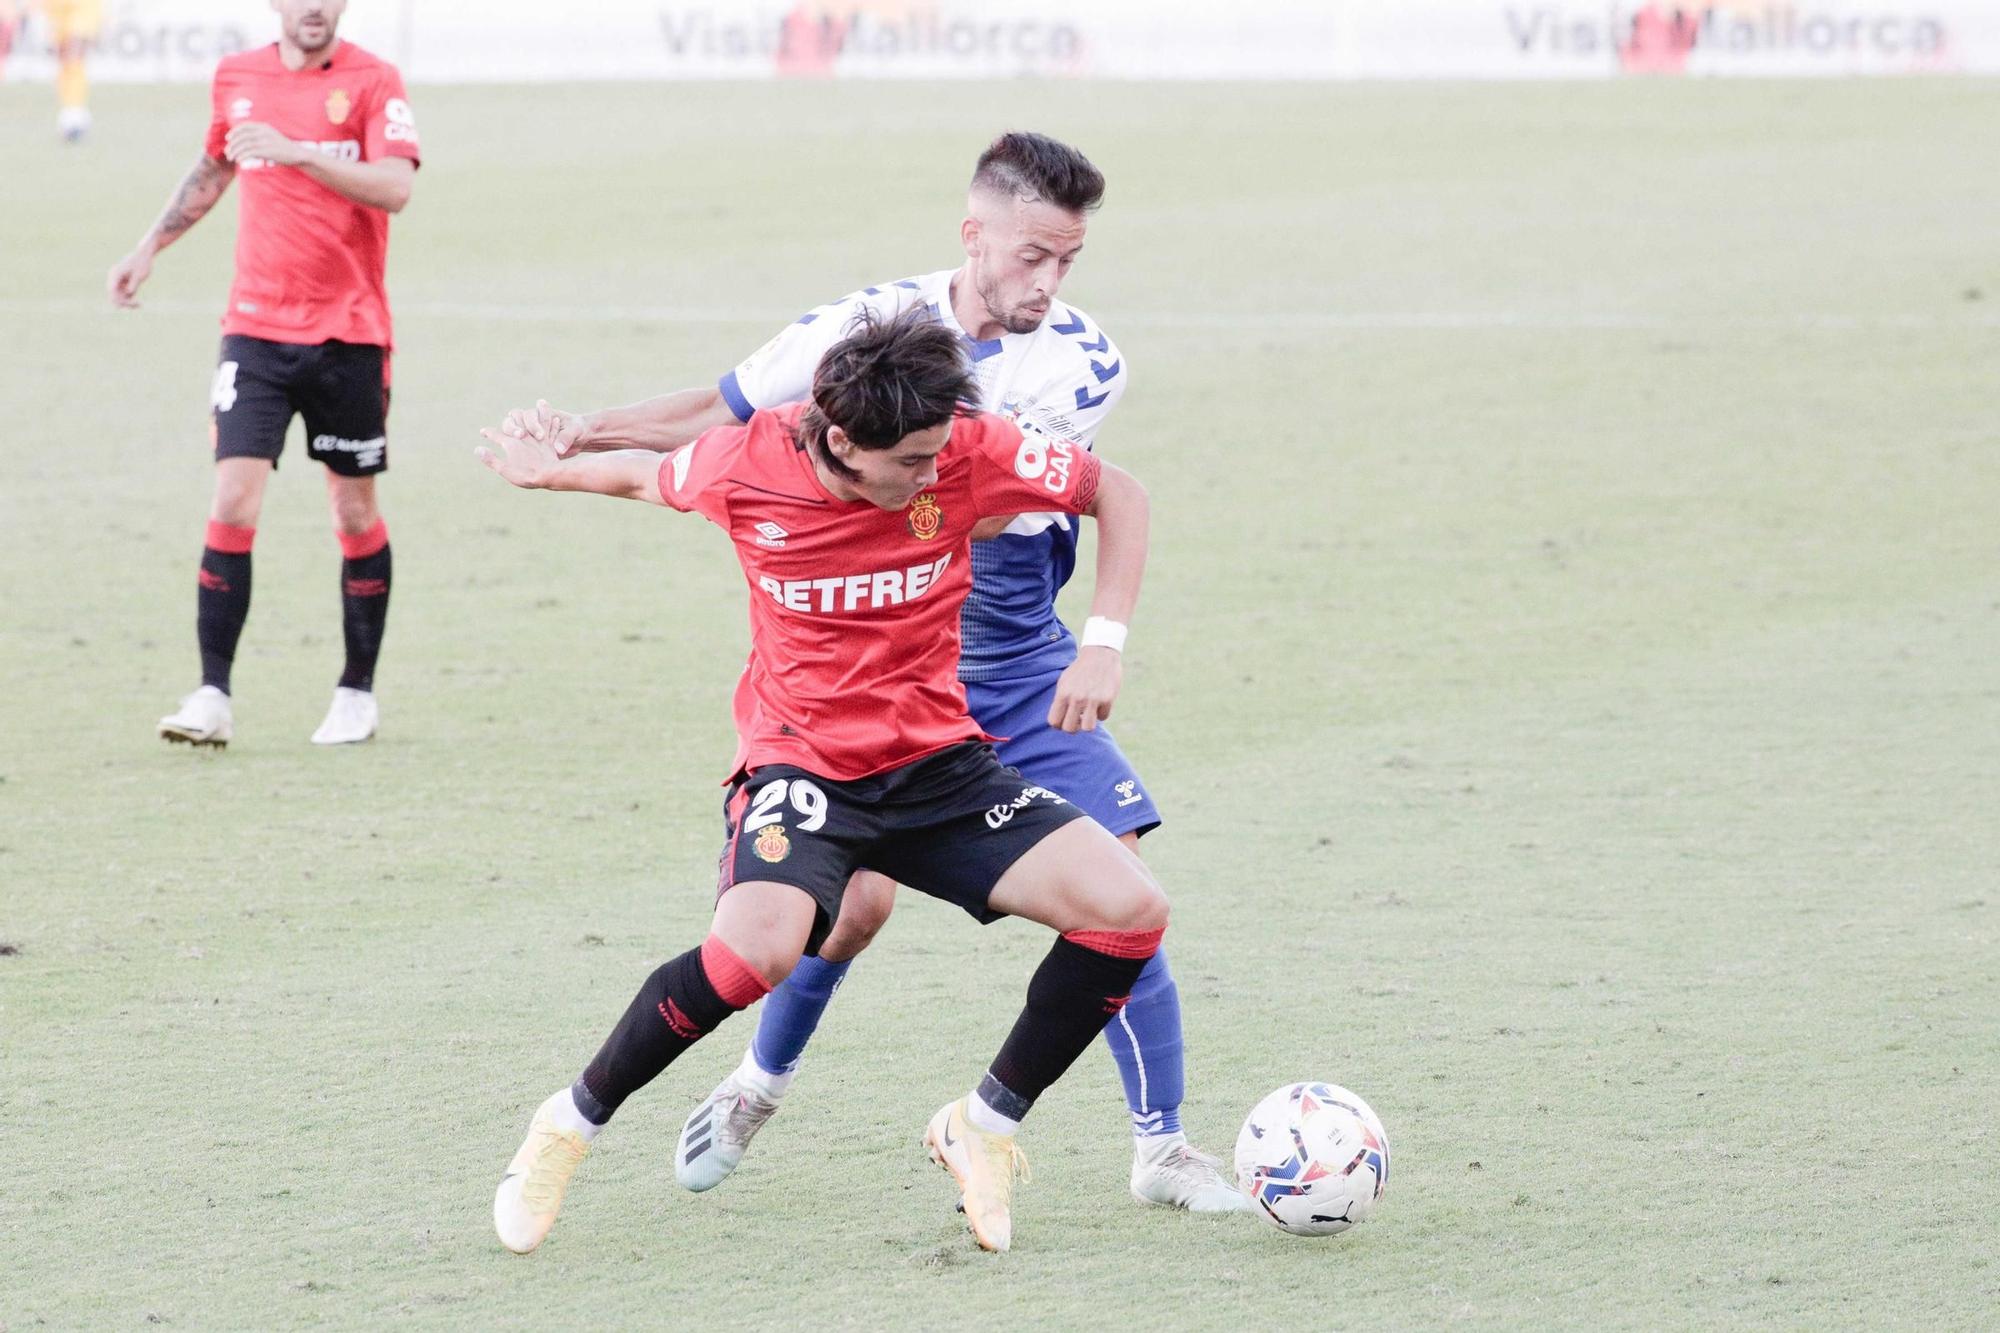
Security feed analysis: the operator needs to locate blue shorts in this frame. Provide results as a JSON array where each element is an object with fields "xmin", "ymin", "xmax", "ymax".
[{"xmin": 966, "ymin": 667, "xmax": 1163, "ymax": 839}]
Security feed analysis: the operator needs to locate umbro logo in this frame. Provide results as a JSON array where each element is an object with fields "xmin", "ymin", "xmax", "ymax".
[{"xmin": 753, "ymin": 521, "xmax": 788, "ymax": 548}]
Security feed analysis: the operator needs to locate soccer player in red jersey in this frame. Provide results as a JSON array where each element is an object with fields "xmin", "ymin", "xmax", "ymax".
[
  {"xmin": 108, "ymin": 0, "xmax": 419, "ymax": 748},
  {"xmin": 479, "ymin": 310, "xmax": 1164, "ymax": 1255}
]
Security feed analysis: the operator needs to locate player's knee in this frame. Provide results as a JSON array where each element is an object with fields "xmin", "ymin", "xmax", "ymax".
[
  {"xmin": 1123, "ymin": 881, "xmax": 1170, "ymax": 933},
  {"xmin": 329, "ymin": 494, "xmax": 379, "ymax": 535},
  {"xmin": 818, "ymin": 913, "xmax": 884, "ymax": 962},
  {"xmin": 725, "ymin": 938, "xmax": 799, "ymax": 990},
  {"xmin": 210, "ymin": 479, "xmax": 264, "ymax": 527},
  {"xmin": 1079, "ymin": 866, "xmax": 1168, "ymax": 934},
  {"xmin": 819, "ymin": 877, "xmax": 895, "ymax": 961}
]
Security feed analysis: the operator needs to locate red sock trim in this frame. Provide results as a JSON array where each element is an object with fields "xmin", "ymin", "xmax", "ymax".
[
  {"xmin": 701, "ymin": 935, "xmax": 773, "ymax": 1009},
  {"xmin": 1061, "ymin": 926, "xmax": 1166, "ymax": 960},
  {"xmin": 205, "ymin": 520, "xmax": 256, "ymax": 555},
  {"xmin": 337, "ymin": 519, "xmax": 389, "ymax": 560}
]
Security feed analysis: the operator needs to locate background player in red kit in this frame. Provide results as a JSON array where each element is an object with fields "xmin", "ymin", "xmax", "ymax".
[
  {"xmin": 107, "ymin": 0, "xmax": 419, "ymax": 748},
  {"xmin": 477, "ymin": 310, "xmax": 1164, "ymax": 1255}
]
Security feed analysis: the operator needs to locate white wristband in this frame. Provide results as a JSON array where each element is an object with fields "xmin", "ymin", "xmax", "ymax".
[{"xmin": 1081, "ymin": 617, "xmax": 1128, "ymax": 653}]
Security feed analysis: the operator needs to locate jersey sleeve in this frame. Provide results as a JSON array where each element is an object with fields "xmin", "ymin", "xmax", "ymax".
[
  {"xmin": 718, "ymin": 285, "xmax": 920, "ymax": 423},
  {"xmin": 1013, "ymin": 307, "xmax": 1129, "ymax": 453},
  {"xmin": 203, "ymin": 72, "xmax": 229, "ymax": 159},
  {"xmin": 1055, "ymin": 326, "xmax": 1128, "ymax": 451},
  {"xmin": 655, "ymin": 423, "xmax": 744, "ymax": 526},
  {"xmin": 965, "ymin": 413, "xmax": 1102, "ymax": 521},
  {"xmin": 362, "ymin": 66, "xmax": 421, "ymax": 165}
]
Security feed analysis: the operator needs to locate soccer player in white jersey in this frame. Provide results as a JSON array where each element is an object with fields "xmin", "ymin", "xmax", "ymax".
[{"xmin": 501, "ymin": 133, "xmax": 1245, "ymax": 1213}]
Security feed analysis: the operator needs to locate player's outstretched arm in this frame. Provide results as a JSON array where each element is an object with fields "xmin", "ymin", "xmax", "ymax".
[
  {"xmin": 475, "ymin": 426, "xmax": 670, "ymax": 506},
  {"xmin": 1048, "ymin": 461, "xmax": 1150, "ymax": 733},
  {"xmin": 107, "ymin": 153, "xmax": 235, "ymax": 308},
  {"xmin": 503, "ymin": 389, "xmax": 741, "ymax": 458}
]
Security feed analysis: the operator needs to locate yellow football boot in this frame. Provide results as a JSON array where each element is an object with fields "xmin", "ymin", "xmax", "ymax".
[{"xmin": 923, "ymin": 1097, "xmax": 1030, "ymax": 1253}]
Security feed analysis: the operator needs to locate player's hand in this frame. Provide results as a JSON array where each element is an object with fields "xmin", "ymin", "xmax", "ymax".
[
  {"xmin": 501, "ymin": 400, "xmax": 591, "ymax": 458},
  {"xmin": 107, "ymin": 249, "xmax": 154, "ymax": 309},
  {"xmin": 1048, "ymin": 645, "xmax": 1122, "ymax": 733},
  {"xmin": 475, "ymin": 425, "xmax": 563, "ymax": 489},
  {"xmin": 223, "ymin": 122, "xmax": 307, "ymax": 167}
]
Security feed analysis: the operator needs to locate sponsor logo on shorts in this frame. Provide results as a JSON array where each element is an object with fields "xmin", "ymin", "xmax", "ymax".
[
  {"xmin": 1114, "ymin": 779, "xmax": 1142, "ymax": 808},
  {"xmin": 753, "ymin": 824, "xmax": 791, "ymax": 863},
  {"xmin": 758, "ymin": 553, "xmax": 951, "ymax": 614},
  {"xmin": 985, "ymin": 784, "xmax": 1068, "ymax": 830},
  {"xmin": 325, "ymin": 88, "xmax": 351, "ymax": 125},
  {"xmin": 906, "ymin": 491, "xmax": 943, "ymax": 541},
  {"xmin": 753, "ymin": 520, "xmax": 788, "ymax": 548},
  {"xmin": 312, "ymin": 433, "xmax": 386, "ymax": 469}
]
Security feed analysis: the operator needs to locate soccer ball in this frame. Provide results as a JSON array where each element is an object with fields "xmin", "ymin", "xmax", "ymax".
[{"xmin": 1235, "ymin": 1082, "xmax": 1390, "ymax": 1236}]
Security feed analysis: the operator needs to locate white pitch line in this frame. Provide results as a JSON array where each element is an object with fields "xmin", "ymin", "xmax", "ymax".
[{"xmin": 4, "ymin": 296, "xmax": 1994, "ymax": 331}]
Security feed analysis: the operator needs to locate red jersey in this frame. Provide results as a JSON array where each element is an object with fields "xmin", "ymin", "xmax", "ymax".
[
  {"xmin": 659, "ymin": 404, "xmax": 1103, "ymax": 782},
  {"xmin": 203, "ymin": 41, "xmax": 420, "ymax": 349}
]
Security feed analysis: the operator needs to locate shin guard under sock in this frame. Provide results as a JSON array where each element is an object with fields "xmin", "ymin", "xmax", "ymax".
[
  {"xmin": 979, "ymin": 927, "xmax": 1164, "ymax": 1125},
  {"xmin": 197, "ymin": 521, "xmax": 255, "ymax": 692},
  {"xmin": 577, "ymin": 936, "xmax": 770, "ymax": 1124}
]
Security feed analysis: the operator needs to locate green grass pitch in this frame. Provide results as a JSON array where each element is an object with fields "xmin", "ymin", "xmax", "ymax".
[{"xmin": 2, "ymin": 77, "xmax": 1997, "ymax": 1327}]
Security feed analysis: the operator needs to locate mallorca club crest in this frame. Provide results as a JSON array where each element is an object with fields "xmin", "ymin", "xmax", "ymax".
[
  {"xmin": 752, "ymin": 823, "xmax": 791, "ymax": 863},
  {"xmin": 325, "ymin": 89, "xmax": 351, "ymax": 126},
  {"xmin": 906, "ymin": 491, "xmax": 943, "ymax": 541}
]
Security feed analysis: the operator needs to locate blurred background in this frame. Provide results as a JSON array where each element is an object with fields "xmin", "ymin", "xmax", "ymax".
[{"xmin": 5, "ymin": 0, "xmax": 2000, "ymax": 89}]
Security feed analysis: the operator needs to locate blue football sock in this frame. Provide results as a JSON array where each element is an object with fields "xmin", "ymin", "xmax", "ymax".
[
  {"xmin": 749, "ymin": 953, "xmax": 851, "ymax": 1077},
  {"xmin": 1102, "ymin": 948, "xmax": 1185, "ymax": 1139}
]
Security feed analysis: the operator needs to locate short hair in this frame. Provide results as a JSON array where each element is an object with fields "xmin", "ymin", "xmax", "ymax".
[
  {"xmin": 970, "ymin": 132, "xmax": 1105, "ymax": 214},
  {"xmin": 797, "ymin": 306, "xmax": 976, "ymax": 479}
]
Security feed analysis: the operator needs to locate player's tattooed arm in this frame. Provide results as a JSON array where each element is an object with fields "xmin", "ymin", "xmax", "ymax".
[
  {"xmin": 108, "ymin": 154, "xmax": 235, "ymax": 308},
  {"xmin": 152, "ymin": 153, "xmax": 236, "ymax": 246},
  {"xmin": 475, "ymin": 426, "xmax": 672, "ymax": 507}
]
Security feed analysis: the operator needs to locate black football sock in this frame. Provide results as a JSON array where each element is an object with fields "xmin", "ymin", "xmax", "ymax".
[
  {"xmin": 336, "ymin": 520, "xmax": 391, "ymax": 691},
  {"xmin": 575, "ymin": 936, "xmax": 771, "ymax": 1125},
  {"xmin": 978, "ymin": 928, "xmax": 1164, "ymax": 1125},
  {"xmin": 197, "ymin": 521, "xmax": 255, "ymax": 693}
]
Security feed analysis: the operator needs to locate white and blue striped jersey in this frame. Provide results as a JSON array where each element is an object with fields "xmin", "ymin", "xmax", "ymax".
[{"xmin": 718, "ymin": 268, "xmax": 1128, "ymax": 682}]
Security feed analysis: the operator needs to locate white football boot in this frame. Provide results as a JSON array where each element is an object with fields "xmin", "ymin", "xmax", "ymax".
[
  {"xmin": 493, "ymin": 1091, "xmax": 592, "ymax": 1255},
  {"xmin": 310, "ymin": 687, "xmax": 377, "ymax": 745},
  {"xmin": 1131, "ymin": 1136, "xmax": 1254, "ymax": 1213},
  {"xmin": 675, "ymin": 1069, "xmax": 783, "ymax": 1192},
  {"xmin": 158, "ymin": 686, "xmax": 233, "ymax": 748},
  {"xmin": 58, "ymin": 106, "xmax": 92, "ymax": 143}
]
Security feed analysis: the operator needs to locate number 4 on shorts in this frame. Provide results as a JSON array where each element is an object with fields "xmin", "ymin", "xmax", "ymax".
[{"xmin": 211, "ymin": 361, "xmax": 240, "ymax": 413}]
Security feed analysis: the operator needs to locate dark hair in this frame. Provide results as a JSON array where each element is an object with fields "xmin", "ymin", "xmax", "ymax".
[
  {"xmin": 970, "ymin": 131, "xmax": 1105, "ymax": 214},
  {"xmin": 797, "ymin": 306, "xmax": 976, "ymax": 480}
]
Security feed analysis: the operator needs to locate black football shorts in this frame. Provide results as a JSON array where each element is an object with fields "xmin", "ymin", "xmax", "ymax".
[
  {"xmin": 211, "ymin": 334, "xmax": 390, "ymax": 476},
  {"xmin": 716, "ymin": 741, "xmax": 1088, "ymax": 954}
]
